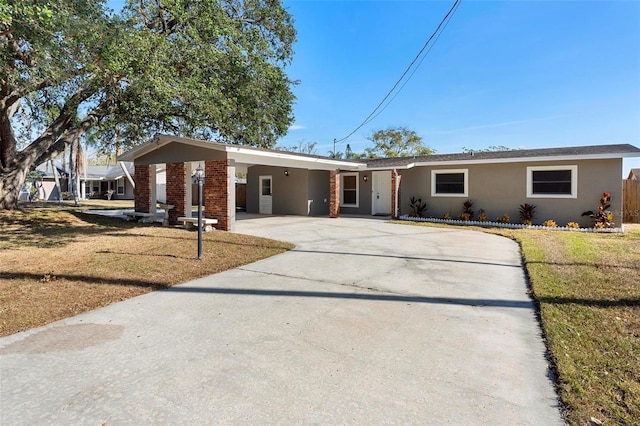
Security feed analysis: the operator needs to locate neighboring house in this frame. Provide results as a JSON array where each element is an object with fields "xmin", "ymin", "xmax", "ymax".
[
  {"xmin": 118, "ymin": 135, "xmax": 640, "ymax": 231},
  {"xmin": 21, "ymin": 162, "xmax": 166, "ymax": 202},
  {"xmin": 82, "ymin": 163, "xmax": 136, "ymax": 200},
  {"xmin": 628, "ymin": 168, "xmax": 640, "ymax": 180}
]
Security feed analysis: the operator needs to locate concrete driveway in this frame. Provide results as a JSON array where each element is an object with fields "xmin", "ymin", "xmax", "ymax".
[{"xmin": 0, "ymin": 216, "xmax": 562, "ymax": 424}]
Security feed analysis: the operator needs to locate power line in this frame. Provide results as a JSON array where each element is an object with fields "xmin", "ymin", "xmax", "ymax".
[
  {"xmin": 335, "ymin": 0, "xmax": 461, "ymax": 144},
  {"xmin": 362, "ymin": 0, "xmax": 461, "ymax": 127}
]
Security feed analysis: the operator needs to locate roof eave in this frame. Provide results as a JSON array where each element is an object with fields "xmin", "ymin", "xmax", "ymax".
[{"xmin": 411, "ymin": 152, "xmax": 639, "ymax": 168}]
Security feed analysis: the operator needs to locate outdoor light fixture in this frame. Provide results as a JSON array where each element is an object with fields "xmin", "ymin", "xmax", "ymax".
[
  {"xmin": 363, "ymin": 175, "xmax": 368, "ymax": 182},
  {"xmin": 195, "ymin": 163, "xmax": 205, "ymax": 260},
  {"xmin": 284, "ymin": 170, "xmax": 289, "ymax": 176}
]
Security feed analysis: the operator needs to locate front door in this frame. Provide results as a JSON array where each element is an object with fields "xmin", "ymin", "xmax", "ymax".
[
  {"xmin": 259, "ymin": 175, "xmax": 272, "ymax": 214},
  {"xmin": 372, "ymin": 171, "xmax": 392, "ymax": 215}
]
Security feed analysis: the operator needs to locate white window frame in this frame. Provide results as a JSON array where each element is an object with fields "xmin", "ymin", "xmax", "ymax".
[
  {"xmin": 117, "ymin": 178, "xmax": 125, "ymax": 195},
  {"xmin": 340, "ymin": 172, "xmax": 359, "ymax": 208},
  {"xmin": 431, "ymin": 169, "xmax": 468, "ymax": 197},
  {"xmin": 526, "ymin": 165, "xmax": 578, "ymax": 199}
]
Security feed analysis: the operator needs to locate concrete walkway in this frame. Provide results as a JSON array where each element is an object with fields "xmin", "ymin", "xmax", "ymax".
[{"xmin": 0, "ymin": 216, "xmax": 562, "ymax": 424}]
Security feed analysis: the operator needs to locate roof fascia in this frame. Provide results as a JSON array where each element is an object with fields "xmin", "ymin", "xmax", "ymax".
[
  {"xmin": 224, "ymin": 145, "xmax": 365, "ymax": 170},
  {"xmin": 410, "ymin": 152, "xmax": 639, "ymax": 168},
  {"xmin": 365, "ymin": 163, "xmax": 415, "ymax": 171}
]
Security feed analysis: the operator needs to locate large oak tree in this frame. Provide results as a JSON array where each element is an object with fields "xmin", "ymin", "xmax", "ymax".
[{"xmin": 0, "ymin": 0, "xmax": 296, "ymax": 209}]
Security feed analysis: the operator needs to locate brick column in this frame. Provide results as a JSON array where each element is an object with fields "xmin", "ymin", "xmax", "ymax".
[
  {"xmin": 204, "ymin": 160, "xmax": 231, "ymax": 231},
  {"xmin": 134, "ymin": 165, "xmax": 151, "ymax": 213},
  {"xmin": 391, "ymin": 170, "xmax": 402, "ymax": 219},
  {"xmin": 329, "ymin": 170, "xmax": 340, "ymax": 218},
  {"xmin": 166, "ymin": 162, "xmax": 187, "ymax": 225}
]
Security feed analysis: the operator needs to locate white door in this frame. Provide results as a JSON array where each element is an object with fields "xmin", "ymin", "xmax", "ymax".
[
  {"xmin": 259, "ymin": 175, "xmax": 273, "ymax": 214},
  {"xmin": 372, "ymin": 171, "xmax": 392, "ymax": 215}
]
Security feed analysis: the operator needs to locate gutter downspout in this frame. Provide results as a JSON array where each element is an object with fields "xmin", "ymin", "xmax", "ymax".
[{"xmin": 393, "ymin": 168, "xmax": 399, "ymax": 219}]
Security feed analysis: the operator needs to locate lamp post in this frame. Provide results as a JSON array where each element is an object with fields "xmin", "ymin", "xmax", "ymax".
[{"xmin": 195, "ymin": 164, "xmax": 205, "ymax": 260}]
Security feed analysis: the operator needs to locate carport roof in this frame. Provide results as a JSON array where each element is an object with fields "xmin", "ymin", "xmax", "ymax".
[{"xmin": 118, "ymin": 134, "xmax": 366, "ymax": 171}]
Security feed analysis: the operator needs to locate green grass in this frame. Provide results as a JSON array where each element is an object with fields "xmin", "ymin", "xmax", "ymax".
[{"xmin": 393, "ymin": 220, "xmax": 640, "ymax": 425}]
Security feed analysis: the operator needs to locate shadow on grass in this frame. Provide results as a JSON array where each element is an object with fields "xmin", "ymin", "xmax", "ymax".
[
  {"xmin": 0, "ymin": 271, "xmax": 167, "ymax": 290},
  {"xmin": 524, "ymin": 260, "xmax": 640, "ymax": 273},
  {"xmin": 0, "ymin": 210, "xmax": 145, "ymax": 249},
  {"xmin": 95, "ymin": 249, "xmax": 187, "ymax": 259},
  {"xmin": 536, "ymin": 296, "xmax": 640, "ymax": 308},
  {"xmin": 99, "ymin": 231, "xmax": 294, "ymax": 250}
]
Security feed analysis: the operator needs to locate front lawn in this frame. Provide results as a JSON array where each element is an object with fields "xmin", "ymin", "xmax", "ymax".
[{"xmin": 0, "ymin": 202, "xmax": 293, "ymax": 337}]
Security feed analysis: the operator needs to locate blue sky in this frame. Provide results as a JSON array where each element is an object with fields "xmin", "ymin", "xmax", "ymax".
[
  {"xmin": 277, "ymin": 0, "xmax": 640, "ymax": 175},
  {"xmin": 107, "ymin": 1, "xmax": 640, "ymax": 174}
]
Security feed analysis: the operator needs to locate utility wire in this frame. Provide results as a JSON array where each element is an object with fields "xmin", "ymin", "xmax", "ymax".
[
  {"xmin": 361, "ymin": 0, "xmax": 461, "ymax": 127},
  {"xmin": 335, "ymin": 0, "xmax": 461, "ymax": 144}
]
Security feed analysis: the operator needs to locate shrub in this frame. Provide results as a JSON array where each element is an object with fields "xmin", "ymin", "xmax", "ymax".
[
  {"xmin": 543, "ymin": 219, "xmax": 557, "ymax": 228},
  {"xmin": 566, "ymin": 222, "xmax": 580, "ymax": 229},
  {"xmin": 496, "ymin": 213, "xmax": 510, "ymax": 223},
  {"xmin": 443, "ymin": 212, "xmax": 451, "ymax": 220},
  {"xmin": 519, "ymin": 203, "xmax": 536, "ymax": 225},
  {"xmin": 409, "ymin": 196, "xmax": 427, "ymax": 217},
  {"xmin": 458, "ymin": 199, "xmax": 475, "ymax": 220},
  {"xmin": 582, "ymin": 192, "xmax": 615, "ymax": 228},
  {"xmin": 478, "ymin": 209, "xmax": 489, "ymax": 222}
]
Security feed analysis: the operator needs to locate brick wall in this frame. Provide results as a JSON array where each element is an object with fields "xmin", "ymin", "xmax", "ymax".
[
  {"xmin": 391, "ymin": 170, "xmax": 402, "ymax": 219},
  {"xmin": 166, "ymin": 162, "xmax": 186, "ymax": 224},
  {"xmin": 204, "ymin": 160, "xmax": 231, "ymax": 231},
  {"xmin": 134, "ymin": 165, "xmax": 151, "ymax": 213},
  {"xmin": 329, "ymin": 170, "xmax": 340, "ymax": 218}
]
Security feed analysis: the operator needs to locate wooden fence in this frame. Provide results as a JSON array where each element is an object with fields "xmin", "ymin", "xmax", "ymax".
[{"xmin": 622, "ymin": 179, "xmax": 640, "ymax": 223}]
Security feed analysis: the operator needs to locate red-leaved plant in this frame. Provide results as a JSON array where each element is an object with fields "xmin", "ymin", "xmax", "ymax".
[{"xmin": 582, "ymin": 192, "xmax": 615, "ymax": 228}]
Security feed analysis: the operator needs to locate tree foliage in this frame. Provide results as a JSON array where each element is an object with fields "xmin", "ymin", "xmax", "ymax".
[
  {"xmin": 363, "ymin": 126, "xmax": 434, "ymax": 158},
  {"xmin": 0, "ymin": 0, "xmax": 297, "ymax": 209},
  {"xmin": 461, "ymin": 145, "xmax": 512, "ymax": 153},
  {"xmin": 277, "ymin": 140, "xmax": 318, "ymax": 155}
]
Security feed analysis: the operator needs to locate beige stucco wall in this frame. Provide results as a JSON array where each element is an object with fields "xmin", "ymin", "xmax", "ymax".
[
  {"xmin": 400, "ymin": 159, "xmax": 623, "ymax": 227},
  {"xmin": 246, "ymin": 166, "xmax": 332, "ymax": 216},
  {"xmin": 247, "ymin": 165, "xmax": 309, "ymax": 215}
]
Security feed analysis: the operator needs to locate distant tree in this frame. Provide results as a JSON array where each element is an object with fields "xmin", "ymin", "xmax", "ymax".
[
  {"xmin": 277, "ymin": 141, "xmax": 318, "ymax": 155},
  {"xmin": 329, "ymin": 143, "xmax": 364, "ymax": 160},
  {"xmin": 462, "ymin": 145, "xmax": 513, "ymax": 153},
  {"xmin": 363, "ymin": 127, "xmax": 434, "ymax": 158},
  {"xmin": 1, "ymin": 0, "xmax": 296, "ymax": 209},
  {"xmin": 328, "ymin": 149, "xmax": 343, "ymax": 159}
]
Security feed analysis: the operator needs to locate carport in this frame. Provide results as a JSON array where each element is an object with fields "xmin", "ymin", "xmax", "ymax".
[{"xmin": 117, "ymin": 135, "xmax": 366, "ymax": 230}]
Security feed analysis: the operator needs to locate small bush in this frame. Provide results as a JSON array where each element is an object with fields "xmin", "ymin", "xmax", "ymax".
[
  {"xmin": 566, "ymin": 222, "xmax": 580, "ymax": 229},
  {"xmin": 459, "ymin": 199, "xmax": 475, "ymax": 220},
  {"xmin": 478, "ymin": 209, "xmax": 489, "ymax": 222},
  {"xmin": 443, "ymin": 212, "xmax": 451, "ymax": 220},
  {"xmin": 496, "ymin": 213, "xmax": 510, "ymax": 223},
  {"xmin": 543, "ymin": 219, "xmax": 557, "ymax": 228},
  {"xmin": 519, "ymin": 203, "xmax": 536, "ymax": 225},
  {"xmin": 582, "ymin": 192, "xmax": 615, "ymax": 228},
  {"xmin": 409, "ymin": 196, "xmax": 427, "ymax": 218}
]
